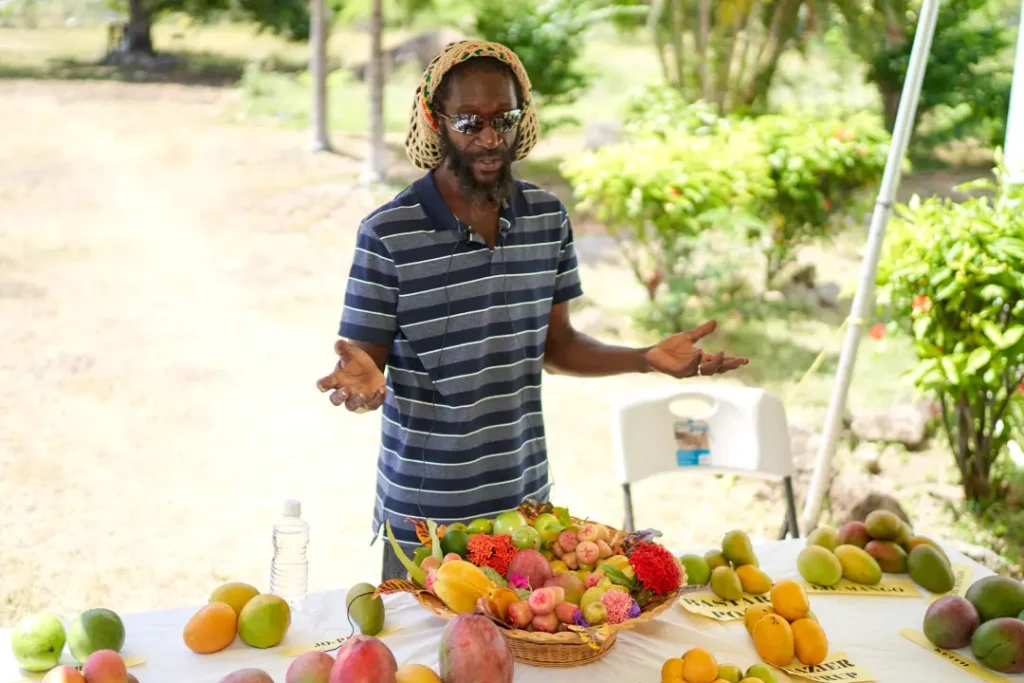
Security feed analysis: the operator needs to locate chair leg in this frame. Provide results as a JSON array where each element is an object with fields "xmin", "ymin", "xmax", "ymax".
[
  {"xmin": 783, "ymin": 475, "xmax": 800, "ymax": 539},
  {"xmin": 622, "ymin": 483, "xmax": 635, "ymax": 533},
  {"xmin": 777, "ymin": 513, "xmax": 790, "ymax": 540}
]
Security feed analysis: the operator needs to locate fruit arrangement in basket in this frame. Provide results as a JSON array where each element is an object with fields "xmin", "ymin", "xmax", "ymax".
[{"xmin": 377, "ymin": 500, "xmax": 689, "ymax": 636}]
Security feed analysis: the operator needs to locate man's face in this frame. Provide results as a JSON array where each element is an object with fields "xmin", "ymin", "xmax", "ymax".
[{"xmin": 436, "ymin": 66, "xmax": 520, "ymax": 205}]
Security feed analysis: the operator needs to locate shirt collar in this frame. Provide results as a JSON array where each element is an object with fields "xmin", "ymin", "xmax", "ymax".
[{"xmin": 413, "ymin": 169, "xmax": 525, "ymax": 233}]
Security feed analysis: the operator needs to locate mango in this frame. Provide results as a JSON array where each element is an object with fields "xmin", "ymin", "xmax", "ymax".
[
  {"xmin": 439, "ymin": 614, "xmax": 513, "ymax": 683},
  {"xmin": 286, "ymin": 651, "xmax": 335, "ymax": 683},
  {"xmin": 41, "ymin": 667, "xmax": 85, "ymax": 683},
  {"xmin": 736, "ymin": 565, "xmax": 773, "ymax": 595},
  {"xmin": 923, "ymin": 595, "xmax": 981, "ymax": 649},
  {"xmin": 905, "ymin": 536, "xmax": 948, "ymax": 561},
  {"xmin": 680, "ymin": 554, "xmax": 711, "ymax": 585},
  {"xmin": 67, "ymin": 609, "xmax": 125, "ymax": 662},
  {"xmin": 347, "ymin": 582, "xmax": 385, "ymax": 636},
  {"xmin": 219, "ymin": 669, "xmax": 275, "ymax": 683},
  {"xmin": 836, "ymin": 521, "xmax": 870, "ymax": 548},
  {"xmin": 752, "ymin": 613, "xmax": 795, "ymax": 667},
  {"xmin": 864, "ymin": 510, "xmax": 903, "ymax": 541},
  {"xmin": 769, "ymin": 578, "xmax": 809, "ymax": 622},
  {"xmin": 395, "ymin": 664, "xmax": 442, "ymax": 683},
  {"xmin": 791, "ymin": 618, "xmax": 828, "ymax": 665},
  {"xmin": 210, "ymin": 582, "xmax": 260, "ymax": 618},
  {"xmin": 744, "ymin": 663, "xmax": 779, "ymax": 683},
  {"xmin": 716, "ymin": 664, "xmax": 743, "ymax": 682},
  {"xmin": 805, "ymin": 527, "xmax": 840, "ymax": 551},
  {"xmin": 184, "ymin": 602, "xmax": 237, "ymax": 654},
  {"xmin": 722, "ymin": 530, "xmax": 758, "ymax": 567},
  {"xmin": 11, "ymin": 612, "xmax": 66, "ymax": 672},
  {"xmin": 971, "ymin": 618, "xmax": 1024, "ymax": 673},
  {"xmin": 238, "ymin": 594, "xmax": 291, "ymax": 648},
  {"xmin": 907, "ymin": 545, "xmax": 954, "ymax": 594},
  {"xmin": 864, "ymin": 540, "xmax": 908, "ymax": 574},
  {"xmin": 966, "ymin": 575, "xmax": 1024, "ymax": 622},
  {"xmin": 662, "ymin": 657, "xmax": 684, "ymax": 681},
  {"xmin": 81, "ymin": 650, "xmax": 127, "ymax": 683},
  {"xmin": 894, "ymin": 520, "xmax": 913, "ymax": 546},
  {"xmin": 797, "ymin": 546, "xmax": 842, "ymax": 587},
  {"xmin": 682, "ymin": 647, "xmax": 719, "ymax": 683},
  {"xmin": 833, "ymin": 544, "xmax": 882, "ymax": 585},
  {"xmin": 710, "ymin": 566, "xmax": 743, "ymax": 601},
  {"xmin": 331, "ymin": 636, "xmax": 398, "ymax": 683},
  {"xmin": 744, "ymin": 604, "xmax": 777, "ymax": 635},
  {"xmin": 705, "ymin": 550, "xmax": 729, "ymax": 572}
]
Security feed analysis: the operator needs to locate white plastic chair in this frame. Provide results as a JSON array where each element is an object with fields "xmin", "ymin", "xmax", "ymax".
[{"xmin": 611, "ymin": 384, "xmax": 800, "ymax": 539}]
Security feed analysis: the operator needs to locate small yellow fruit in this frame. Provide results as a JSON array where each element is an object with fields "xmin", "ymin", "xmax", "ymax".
[
  {"xmin": 183, "ymin": 602, "xmax": 237, "ymax": 654},
  {"xmin": 752, "ymin": 613, "xmax": 795, "ymax": 668},
  {"xmin": 550, "ymin": 561, "xmax": 569, "ymax": 574},
  {"xmin": 682, "ymin": 647, "xmax": 719, "ymax": 683},
  {"xmin": 792, "ymin": 618, "xmax": 829, "ymax": 666},
  {"xmin": 395, "ymin": 664, "xmax": 443, "ymax": 683},
  {"xmin": 736, "ymin": 565, "xmax": 773, "ymax": 595},
  {"xmin": 744, "ymin": 604, "xmax": 777, "ymax": 635},
  {"xmin": 661, "ymin": 657, "xmax": 684, "ymax": 682},
  {"xmin": 209, "ymin": 582, "xmax": 260, "ymax": 618},
  {"xmin": 769, "ymin": 578, "xmax": 809, "ymax": 622}
]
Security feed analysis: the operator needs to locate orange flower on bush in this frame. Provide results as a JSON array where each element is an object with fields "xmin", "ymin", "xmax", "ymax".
[
  {"xmin": 869, "ymin": 323, "xmax": 886, "ymax": 341},
  {"xmin": 912, "ymin": 295, "xmax": 932, "ymax": 314},
  {"xmin": 466, "ymin": 534, "xmax": 516, "ymax": 576}
]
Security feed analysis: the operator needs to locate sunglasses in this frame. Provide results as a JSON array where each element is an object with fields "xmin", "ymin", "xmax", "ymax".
[{"xmin": 438, "ymin": 109, "xmax": 523, "ymax": 136}]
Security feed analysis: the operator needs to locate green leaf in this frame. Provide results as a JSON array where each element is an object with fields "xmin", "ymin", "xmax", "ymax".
[
  {"xmin": 966, "ymin": 347, "xmax": 992, "ymax": 373},
  {"xmin": 906, "ymin": 358, "xmax": 939, "ymax": 385},
  {"xmin": 428, "ymin": 520, "xmax": 443, "ymax": 564},
  {"xmin": 939, "ymin": 356, "xmax": 961, "ymax": 385},
  {"xmin": 600, "ymin": 564, "xmax": 637, "ymax": 591},
  {"xmin": 1001, "ymin": 325, "xmax": 1024, "ymax": 349},
  {"xmin": 387, "ymin": 521, "xmax": 426, "ymax": 586},
  {"xmin": 553, "ymin": 506, "xmax": 572, "ymax": 528},
  {"xmin": 982, "ymin": 321, "xmax": 1005, "ymax": 346},
  {"xmin": 912, "ymin": 315, "xmax": 933, "ymax": 340}
]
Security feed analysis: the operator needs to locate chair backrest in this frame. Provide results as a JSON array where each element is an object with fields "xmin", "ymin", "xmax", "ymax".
[{"xmin": 612, "ymin": 383, "xmax": 794, "ymax": 486}]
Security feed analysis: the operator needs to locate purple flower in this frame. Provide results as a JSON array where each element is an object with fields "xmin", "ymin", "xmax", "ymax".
[
  {"xmin": 627, "ymin": 600, "xmax": 641, "ymax": 619},
  {"xmin": 508, "ymin": 572, "xmax": 530, "ymax": 590},
  {"xmin": 573, "ymin": 610, "xmax": 591, "ymax": 628}
]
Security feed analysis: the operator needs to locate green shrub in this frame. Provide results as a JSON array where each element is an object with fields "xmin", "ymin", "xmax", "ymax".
[{"xmin": 876, "ymin": 162, "xmax": 1024, "ymax": 504}]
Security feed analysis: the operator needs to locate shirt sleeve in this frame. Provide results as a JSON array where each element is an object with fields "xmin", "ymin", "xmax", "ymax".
[
  {"xmin": 338, "ymin": 221, "xmax": 399, "ymax": 346},
  {"xmin": 553, "ymin": 206, "xmax": 584, "ymax": 305}
]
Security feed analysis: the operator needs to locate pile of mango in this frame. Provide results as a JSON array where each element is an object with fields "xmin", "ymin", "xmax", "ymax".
[
  {"xmin": 924, "ymin": 575, "xmax": 1024, "ymax": 674},
  {"xmin": 743, "ymin": 579, "xmax": 828, "ymax": 668},
  {"xmin": 183, "ymin": 582, "xmax": 293, "ymax": 655},
  {"xmin": 661, "ymin": 647, "xmax": 780, "ymax": 683},
  {"xmin": 797, "ymin": 509, "xmax": 954, "ymax": 593},
  {"xmin": 679, "ymin": 530, "xmax": 775, "ymax": 600}
]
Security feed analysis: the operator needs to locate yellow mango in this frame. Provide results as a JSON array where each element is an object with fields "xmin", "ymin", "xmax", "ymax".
[
  {"xmin": 792, "ymin": 618, "xmax": 828, "ymax": 666},
  {"xmin": 736, "ymin": 565, "xmax": 773, "ymax": 595},
  {"xmin": 431, "ymin": 561, "xmax": 493, "ymax": 614},
  {"xmin": 752, "ymin": 614, "xmax": 795, "ymax": 668}
]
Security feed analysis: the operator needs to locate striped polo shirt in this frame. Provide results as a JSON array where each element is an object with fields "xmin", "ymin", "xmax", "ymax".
[{"xmin": 339, "ymin": 170, "xmax": 583, "ymax": 551}]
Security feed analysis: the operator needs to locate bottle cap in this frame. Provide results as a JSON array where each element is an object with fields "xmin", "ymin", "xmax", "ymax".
[{"xmin": 283, "ymin": 499, "xmax": 301, "ymax": 517}]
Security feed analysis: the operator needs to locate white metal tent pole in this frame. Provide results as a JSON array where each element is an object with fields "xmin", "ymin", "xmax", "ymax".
[
  {"xmin": 1004, "ymin": 1, "xmax": 1024, "ymax": 178},
  {"xmin": 798, "ymin": 0, "xmax": 943, "ymax": 534}
]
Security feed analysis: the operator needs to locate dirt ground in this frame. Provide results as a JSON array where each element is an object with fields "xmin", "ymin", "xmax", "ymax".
[{"xmin": 2, "ymin": 79, "xmax": 816, "ymax": 627}]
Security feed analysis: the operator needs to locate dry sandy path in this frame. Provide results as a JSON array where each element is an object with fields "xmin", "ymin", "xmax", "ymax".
[{"xmin": 0, "ymin": 80, "xmax": 783, "ymax": 626}]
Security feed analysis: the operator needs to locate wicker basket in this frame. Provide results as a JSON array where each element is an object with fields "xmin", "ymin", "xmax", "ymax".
[{"xmin": 376, "ymin": 506, "xmax": 694, "ymax": 667}]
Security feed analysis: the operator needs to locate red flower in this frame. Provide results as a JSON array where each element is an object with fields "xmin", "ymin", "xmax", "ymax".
[
  {"xmin": 822, "ymin": 199, "xmax": 833, "ymax": 211},
  {"xmin": 912, "ymin": 295, "xmax": 932, "ymax": 315},
  {"xmin": 670, "ymin": 187, "xmax": 682, "ymax": 196},
  {"xmin": 466, "ymin": 534, "xmax": 516, "ymax": 576},
  {"xmin": 627, "ymin": 542, "xmax": 682, "ymax": 595},
  {"xmin": 869, "ymin": 323, "xmax": 886, "ymax": 341}
]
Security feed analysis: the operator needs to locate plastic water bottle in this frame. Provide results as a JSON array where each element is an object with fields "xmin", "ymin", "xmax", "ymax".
[{"xmin": 269, "ymin": 499, "xmax": 309, "ymax": 610}]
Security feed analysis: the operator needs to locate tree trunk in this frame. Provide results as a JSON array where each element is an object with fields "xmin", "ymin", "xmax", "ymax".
[
  {"xmin": 697, "ymin": 0, "xmax": 710, "ymax": 100},
  {"xmin": 878, "ymin": 79, "xmax": 902, "ymax": 133},
  {"xmin": 125, "ymin": 0, "xmax": 154, "ymax": 54},
  {"xmin": 310, "ymin": 0, "xmax": 332, "ymax": 152},
  {"xmin": 365, "ymin": 0, "xmax": 387, "ymax": 181}
]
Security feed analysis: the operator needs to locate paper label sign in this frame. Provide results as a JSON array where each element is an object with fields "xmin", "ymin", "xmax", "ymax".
[
  {"xmin": 930, "ymin": 564, "xmax": 975, "ymax": 603},
  {"xmin": 900, "ymin": 628, "xmax": 1011, "ymax": 682},
  {"xmin": 778, "ymin": 651, "xmax": 877, "ymax": 682},
  {"xmin": 802, "ymin": 578, "xmax": 922, "ymax": 597},
  {"xmin": 678, "ymin": 590, "xmax": 772, "ymax": 621},
  {"xmin": 10, "ymin": 655, "xmax": 145, "ymax": 683},
  {"xmin": 280, "ymin": 625, "xmax": 403, "ymax": 657}
]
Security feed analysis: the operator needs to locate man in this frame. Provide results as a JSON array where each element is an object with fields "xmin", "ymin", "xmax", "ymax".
[{"xmin": 316, "ymin": 40, "xmax": 748, "ymax": 581}]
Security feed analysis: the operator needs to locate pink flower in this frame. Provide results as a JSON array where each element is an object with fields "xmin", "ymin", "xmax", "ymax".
[
  {"xmin": 600, "ymin": 590, "xmax": 634, "ymax": 624},
  {"xmin": 508, "ymin": 572, "xmax": 530, "ymax": 590}
]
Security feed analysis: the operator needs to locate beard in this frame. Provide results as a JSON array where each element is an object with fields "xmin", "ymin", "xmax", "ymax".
[{"xmin": 439, "ymin": 129, "xmax": 517, "ymax": 206}]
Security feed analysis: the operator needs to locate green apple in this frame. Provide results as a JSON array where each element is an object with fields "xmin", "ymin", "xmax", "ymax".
[
  {"xmin": 467, "ymin": 518, "xmax": 492, "ymax": 535},
  {"xmin": 511, "ymin": 525, "xmax": 541, "ymax": 550},
  {"xmin": 493, "ymin": 510, "xmax": 528, "ymax": 536},
  {"xmin": 11, "ymin": 613, "xmax": 66, "ymax": 672}
]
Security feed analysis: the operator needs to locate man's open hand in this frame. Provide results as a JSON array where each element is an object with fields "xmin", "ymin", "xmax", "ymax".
[
  {"xmin": 644, "ymin": 320, "xmax": 748, "ymax": 379},
  {"xmin": 316, "ymin": 339, "xmax": 387, "ymax": 412}
]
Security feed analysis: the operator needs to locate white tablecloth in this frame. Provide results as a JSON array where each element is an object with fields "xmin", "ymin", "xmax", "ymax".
[{"xmin": 3, "ymin": 538, "xmax": 1022, "ymax": 682}]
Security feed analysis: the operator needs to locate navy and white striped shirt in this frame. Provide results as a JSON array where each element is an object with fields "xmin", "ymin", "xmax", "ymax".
[{"xmin": 339, "ymin": 170, "xmax": 583, "ymax": 550}]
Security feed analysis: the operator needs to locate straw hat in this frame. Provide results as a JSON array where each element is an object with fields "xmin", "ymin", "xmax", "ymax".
[{"xmin": 404, "ymin": 39, "xmax": 540, "ymax": 171}]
